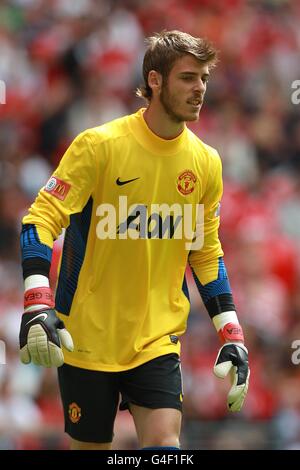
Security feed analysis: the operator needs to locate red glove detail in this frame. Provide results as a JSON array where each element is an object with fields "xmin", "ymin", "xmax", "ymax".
[
  {"xmin": 218, "ymin": 322, "xmax": 244, "ymax": 344},
  {"xmin": 24, "ymin": 287, "xmax": 55, "ymax": 309}
]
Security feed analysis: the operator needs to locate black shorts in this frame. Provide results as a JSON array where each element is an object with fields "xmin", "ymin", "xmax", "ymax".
[{"xmin": 57, "ymin": 353, "xmax": 183, "ymax": 443}]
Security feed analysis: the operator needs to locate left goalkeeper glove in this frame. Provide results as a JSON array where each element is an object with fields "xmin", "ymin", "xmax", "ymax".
[{"xmin": 213, "ymin": 343, "xmax": 250, "ymax": 412}]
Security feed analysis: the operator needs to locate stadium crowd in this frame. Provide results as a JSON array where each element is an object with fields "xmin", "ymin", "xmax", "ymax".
[{"xmin": 0, "ymin": 0, "xmax": 300, "ymax": 449}]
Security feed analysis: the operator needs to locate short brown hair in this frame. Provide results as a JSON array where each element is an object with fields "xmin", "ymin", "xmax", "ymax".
[{"xmin": 136, "ymin": 30, "xmax": 219, "ymax": 102}]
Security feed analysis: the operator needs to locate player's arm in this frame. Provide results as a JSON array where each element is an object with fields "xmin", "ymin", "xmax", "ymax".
[
  {"xmin": 188, "ymin": 151, "xmax": 249, "ymax": 412},
  {"xmin": 20, "ymin": 130, "xmax": 98, "ymax": 367}
]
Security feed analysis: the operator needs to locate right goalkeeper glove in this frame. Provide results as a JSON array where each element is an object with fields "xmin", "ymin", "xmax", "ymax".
[
  {"xmin": 19, "ymin": 285, "xmax": 73, "ymax": 367},
  {"xmin": 19, "ymin": 308, "xmax": 74, "ymax": 367},
  {"xmin": 213, "ymin": 342, "xmax": 250, "ymax": 412}
]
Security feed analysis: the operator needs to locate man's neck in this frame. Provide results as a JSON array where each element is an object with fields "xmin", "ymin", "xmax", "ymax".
[{"xmin": 143, "ymin": 103, "xmax": 185, "ymax": 140}]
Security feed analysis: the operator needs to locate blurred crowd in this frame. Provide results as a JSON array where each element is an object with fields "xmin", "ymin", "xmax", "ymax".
[{"xmin": 0, "ymin": 0, "xmax": 300, "ymax": 450}]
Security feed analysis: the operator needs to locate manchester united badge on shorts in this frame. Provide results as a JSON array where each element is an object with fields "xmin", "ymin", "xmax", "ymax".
[
  {"xmin": 68, "ymin": 402, "xmax": 82, "ymax": 423},
  {"xmin": 177, "ymin": 170, "xmax": 197, "ymax": 195}
]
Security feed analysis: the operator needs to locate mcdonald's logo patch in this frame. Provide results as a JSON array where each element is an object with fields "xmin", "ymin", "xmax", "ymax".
[
  {"xmin": 44, "ymin": 176, "xmax": 71, "ymax": 201},
  {"xmin": 68, "ymin": 402, "xmax": 81, "ymax": 423}
]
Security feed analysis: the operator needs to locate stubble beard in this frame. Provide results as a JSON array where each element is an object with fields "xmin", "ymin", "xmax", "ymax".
[
  {"xmin": 160, "ymin": 81, "xmax": 201, "ymax": 123},
  {"xmin": 160, "ymin": 82, "xmax": 187, "ymax": 124}
]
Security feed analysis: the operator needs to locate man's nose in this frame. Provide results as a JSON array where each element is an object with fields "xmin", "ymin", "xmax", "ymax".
[{"xmin": 193, "ymin": 79, "xmax": 206, "ymax": 93}]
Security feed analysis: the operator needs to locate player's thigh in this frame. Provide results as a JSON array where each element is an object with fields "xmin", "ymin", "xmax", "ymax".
[
  {"xmin": 130, "ymin": 405, "xmax": 182, "ymax": 448},
  {"xmin": 70, "ymin": 438, "xmax": 112, "ymax": 450},
  {"xmin": 58, "ymin": 364, "xmax": 119, "ymax": 445},
  {"xmin": 119, "ymin": 353, "xmax": 183, "ymax": 447}
]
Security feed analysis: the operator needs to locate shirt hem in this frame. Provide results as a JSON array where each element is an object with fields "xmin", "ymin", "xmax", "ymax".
[{"xmin": 63, "ymin": 345, "xmax": 180, "ymax": 372}]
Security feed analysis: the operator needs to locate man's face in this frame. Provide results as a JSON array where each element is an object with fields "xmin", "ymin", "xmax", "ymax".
[{"xmin": 159, "ymin": 54, "xmax": 210, "ymax": 123}]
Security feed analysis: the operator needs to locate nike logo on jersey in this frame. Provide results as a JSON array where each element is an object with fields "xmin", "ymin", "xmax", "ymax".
[
  {"xmin": 26, "ymin": 313, "xmax": 48, "ymax": 325},
  {"xmin": 116, "ymin": 177, "xmax": 140, "ymax": 186}
]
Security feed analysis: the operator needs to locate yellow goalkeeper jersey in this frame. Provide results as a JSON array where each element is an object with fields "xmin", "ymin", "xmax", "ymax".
[{"xmin": 22, "ymin": 108, "xmax": 224, "ymax": 371}]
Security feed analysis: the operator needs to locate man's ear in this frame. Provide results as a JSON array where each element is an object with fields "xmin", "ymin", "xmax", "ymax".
[{"xmin": 147, "ymin": 70, "xmax": 162, "ymax": 95}]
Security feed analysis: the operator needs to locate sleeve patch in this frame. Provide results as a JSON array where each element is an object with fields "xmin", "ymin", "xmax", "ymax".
[{"xmin": 44, "ymin": 176, "xmax": 71, "ymax": 201}]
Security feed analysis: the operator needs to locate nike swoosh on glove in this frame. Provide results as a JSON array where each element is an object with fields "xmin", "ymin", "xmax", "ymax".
[
  {"xmin": 213, "ymin": 343, "xmax": 250, "ymax": 412},
  {"xmin": 19, "ymin": 309, "xmax": 74, "ymax": 367}
]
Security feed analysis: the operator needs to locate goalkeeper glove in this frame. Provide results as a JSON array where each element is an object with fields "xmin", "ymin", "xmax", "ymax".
[
  {"xmin": 213, "ymin": 342, "xmax": 250, "ymax": 412},
  {"xmin": 19, "ymin": 308, "xmax": 74, "ymax": 367},
  {"xmin": 19, "ymin": 286, "xmax": 73, "ymax": 367}
]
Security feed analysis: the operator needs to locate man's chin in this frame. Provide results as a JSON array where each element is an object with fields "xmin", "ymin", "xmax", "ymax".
[{"xmin": 185, "ymin": 112, "xmax": 200, "ymax": 122}]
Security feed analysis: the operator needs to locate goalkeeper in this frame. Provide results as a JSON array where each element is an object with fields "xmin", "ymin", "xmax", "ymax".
[{"xmin": 19, "ymin": 30, "xmax": 249, "ymax": 450}]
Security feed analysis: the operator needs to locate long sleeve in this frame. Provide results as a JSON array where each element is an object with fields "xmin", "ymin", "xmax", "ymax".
[{"xmin": 21, "ymin": 130, "xmax": 98, "ymax": 278}]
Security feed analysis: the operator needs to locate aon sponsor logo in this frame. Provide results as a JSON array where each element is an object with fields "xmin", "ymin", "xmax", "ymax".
[{"xmin": 96, "ymin": 196, "xmax": 204, "ymax": 250}]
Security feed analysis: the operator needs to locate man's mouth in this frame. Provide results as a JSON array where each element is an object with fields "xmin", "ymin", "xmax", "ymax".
[{"xmin": 187, "ymin": 99, "xmax": 202, "ymax": 106}]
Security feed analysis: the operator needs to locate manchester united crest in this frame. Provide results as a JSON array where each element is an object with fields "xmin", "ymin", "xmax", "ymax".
[
  {"xmin": 68, "ymin": 402, "xmax": 82, "ymax": 424},
  {"xmin": 177, "ymin": 170, "xmax": 197, "ymax": 195}
]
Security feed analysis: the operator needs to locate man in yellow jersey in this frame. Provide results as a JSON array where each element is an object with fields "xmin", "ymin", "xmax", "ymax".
[{"xmin": 19, "ymin": 30, "xmax": 249, "ymax": 450}]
